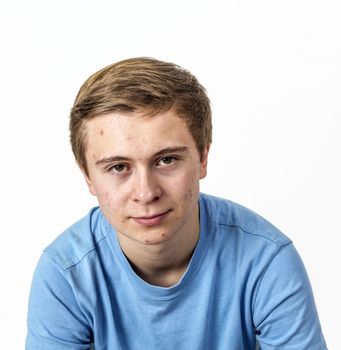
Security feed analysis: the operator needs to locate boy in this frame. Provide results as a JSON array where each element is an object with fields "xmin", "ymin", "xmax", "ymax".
[{"xmin": 26, "ymin": 57, "xmax": 327, "ymax": 349}]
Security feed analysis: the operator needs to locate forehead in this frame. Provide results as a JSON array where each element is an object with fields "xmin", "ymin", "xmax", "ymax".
[{"xmin": 85, "ymin": 110, "xmax": 197, "ymax": 159}]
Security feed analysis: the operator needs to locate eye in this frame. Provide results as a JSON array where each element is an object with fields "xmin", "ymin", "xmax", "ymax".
[
  {"xmin": 157, "ymin": 156, "xmax": 176, "ymax": 167},
  {"xmin": 108, "ymin": 164, "xmax": 129, "ymax": 174}
]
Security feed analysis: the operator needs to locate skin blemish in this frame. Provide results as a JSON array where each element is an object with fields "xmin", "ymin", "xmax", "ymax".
[{"xmin": 100, "ymin": 130, "xmax": 104, "ymax": 136}]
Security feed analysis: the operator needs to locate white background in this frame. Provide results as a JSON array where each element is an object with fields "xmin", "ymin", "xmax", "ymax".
[{"xmin": 0, "ymin": 0, "xmax": 340, "ymax": 348}]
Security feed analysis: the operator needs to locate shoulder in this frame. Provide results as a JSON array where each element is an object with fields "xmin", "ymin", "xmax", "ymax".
[
  {"xmin": 199, "ymin": 193, "xmax": 291, "ymax": 249},
  {"xmin": 43, "ymin": 207, "xmax": 108, "ymax": 270}
]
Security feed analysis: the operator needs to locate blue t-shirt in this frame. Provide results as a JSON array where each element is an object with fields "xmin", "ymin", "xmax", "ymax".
[{"xmin": 26, "ymin": 194, "xmax": 327, "ymax": 349}]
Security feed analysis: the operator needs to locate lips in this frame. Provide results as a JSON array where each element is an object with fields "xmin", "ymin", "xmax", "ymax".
[{"xmin": 132, "ymin": 210, "xmax": 171, "ymax": 226}]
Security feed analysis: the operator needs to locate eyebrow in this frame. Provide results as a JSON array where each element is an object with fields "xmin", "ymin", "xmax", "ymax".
[{"xmin": 95, "ymin": 146, "xmax": 189, "ymax": 167}]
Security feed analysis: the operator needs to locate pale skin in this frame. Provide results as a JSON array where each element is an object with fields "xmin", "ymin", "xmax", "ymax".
[{"xmin": 83, "ymin": 109, "xmax": 209, "ymax": 287}]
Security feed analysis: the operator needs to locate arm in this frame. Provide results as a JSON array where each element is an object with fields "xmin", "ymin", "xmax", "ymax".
[
  {"xmin": 252, "ymin": 243, "xmax": 327, "ymax": 349},
  {"xmin": 26, "ymin": 253, "xmax": 92, "ymax": 350}
]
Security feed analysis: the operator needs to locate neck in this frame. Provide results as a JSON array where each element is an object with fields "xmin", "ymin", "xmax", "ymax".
[{"xmin": 117, "ymin": 206, "xmax": 200, "ymax": 287}]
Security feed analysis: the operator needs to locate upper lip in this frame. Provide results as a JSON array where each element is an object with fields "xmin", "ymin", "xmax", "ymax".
[{"xmin": 132, "ymin": 210, "xmax": 170, "ymax": 219}]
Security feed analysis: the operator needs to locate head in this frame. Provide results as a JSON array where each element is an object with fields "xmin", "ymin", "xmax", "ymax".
[
  {"xmin": 69, "ymin": 58, "xmax": 212, "ymax": 247},
  {"xmin": 70, "ymin": 57, "xmax": 212, "ymax": 176}
]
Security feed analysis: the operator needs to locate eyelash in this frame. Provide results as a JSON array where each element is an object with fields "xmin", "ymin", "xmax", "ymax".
[
  {"xmin": 108, "ymin": 164, "xmax": 130, "ymax": 174},
  {"xmin": 156, "ymin": 156, "xmax": 178, "ymax": 167},
  {"xmin": 106, "ymin": 156, "xmax": 179, "ymax": 175}
]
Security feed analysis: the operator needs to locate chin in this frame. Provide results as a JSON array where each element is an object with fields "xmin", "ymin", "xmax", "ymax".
[{"xmin": 118, "ymin": 225, "xmax": 173, "ymax": 246}]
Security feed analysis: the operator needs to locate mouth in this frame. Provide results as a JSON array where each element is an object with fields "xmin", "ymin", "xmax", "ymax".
[{"xmin": 131, "ymin": 210, "xmax": 171, "ymax": 226}]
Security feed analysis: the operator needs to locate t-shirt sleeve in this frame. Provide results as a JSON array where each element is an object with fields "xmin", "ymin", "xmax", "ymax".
[
  {"xmin": 26, "ymin": 253, "xmax": 92, "ymax": 350},
  {"xmin": 252, "ymin": 243, "xmax": 327, "ymax": 349}
]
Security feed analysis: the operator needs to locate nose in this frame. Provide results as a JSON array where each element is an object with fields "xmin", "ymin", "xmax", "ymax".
[{"xmin": 130, "ymin": 167, "xmax": 162, "ymax": 203}]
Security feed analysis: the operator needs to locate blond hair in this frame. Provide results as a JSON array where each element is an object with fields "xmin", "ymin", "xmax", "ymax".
[{"xmin": 70, "ymin": 57, "xmax": 212, "ymax": 175}]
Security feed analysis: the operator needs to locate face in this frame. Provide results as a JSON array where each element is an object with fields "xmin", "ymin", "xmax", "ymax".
[{"xmin": 83, "ymin": 109, "xmax": 209, "ymax": 247}]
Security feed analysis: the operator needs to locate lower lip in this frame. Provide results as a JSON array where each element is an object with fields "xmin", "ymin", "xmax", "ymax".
[{"xmin": 132, "ymin": 211, "xmax": 170, "ymax": 226}]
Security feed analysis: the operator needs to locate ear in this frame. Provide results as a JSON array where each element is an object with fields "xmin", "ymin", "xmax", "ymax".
[
  {"xmin": 81, "ymin": 170, "xmax": 97, "ymax": 196},
  {"xmin": 199, "ymin": 145, "xmax": 210, "ymax": 179}
]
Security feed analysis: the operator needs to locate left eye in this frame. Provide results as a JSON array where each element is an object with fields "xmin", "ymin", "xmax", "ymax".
[
  {"xmin": 161, "ymin": 157, "xmax": 173, "ymax": 164},
  {"xmin": 157, "ymin": 156, "xmax": 175, "ymax": 166}
]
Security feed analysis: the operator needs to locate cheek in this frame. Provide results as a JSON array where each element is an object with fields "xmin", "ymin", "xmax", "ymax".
[
  {"xmin": 97, "ymin": 191, "xmax": 127, "ymax": 225},
  {"xmin": 171, "ymin": 169, "xmax": 200, "ymax": 200},
  {"xmin": 91, "ymin": 177, "xmax": 126, "ymax": 204},
  {"xmin": 101, "ymin": 190, "xmax": 120, "ymax": 201},
  {"xmin": 96, "ymin": 188, "xmax": 121, "ymax": 211},
  {"xmin": 101, "ymin": 191, "xmax": 111, "ymax": 202}
]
